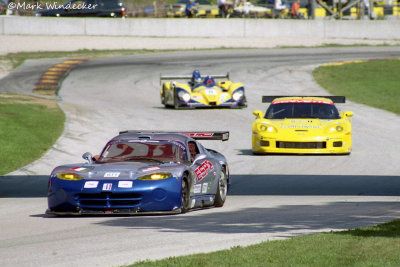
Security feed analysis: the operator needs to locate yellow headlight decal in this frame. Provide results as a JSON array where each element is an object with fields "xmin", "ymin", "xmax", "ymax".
[
  {"xmin": 336, "ymin": 125, "xmax": 344, "ymax": 132},
  {"xmin": 259, "ymin": 124, "xmax": 268, "ymax": 132},
  {"xmin": 57, "ymin": 172, "xmax": 83, "ymax": 181},
  {"xmin": 139, "ymin": 172, "xmax": 172, "ymax": 180}
]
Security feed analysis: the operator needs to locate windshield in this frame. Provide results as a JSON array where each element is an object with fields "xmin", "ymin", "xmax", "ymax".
[
  {"xmin": 265, "ymin": 103, "xmax": 340, "ymax": 119},
  {"xmin": 97, "ymin": 140, "xmax": 186, "ymax": 163}
]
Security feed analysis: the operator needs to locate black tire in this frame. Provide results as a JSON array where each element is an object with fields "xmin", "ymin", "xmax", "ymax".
[
  {"xmin": 241, "ymin": 96, "xmax": 248, "ymax": 108},
  {"xmin": 181, "ymin": 175, "xmax": 191, "ymax": 213},
  {"xmin": 173, "ymin": 89, "xmax": 179, "ymax": 109},
  {"xmin": 161, "ymin": 87, "xmax": 166, "ymax": 106},
  {"xmin": 214, "ymin": 168, "xmax": 228, "ymax": 207}
]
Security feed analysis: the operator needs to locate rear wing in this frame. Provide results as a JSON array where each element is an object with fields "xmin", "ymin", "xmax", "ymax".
[
  {"xmin": 262, "ymin": 96, "xmax": 346, "ymax": 103},
  {"xmin": 160, "ymin": 72, "xmax": 230, "ymax": 82},
  {"xmin": 119, "ymin": 130, "xmax": 229, "ymax": 141}
]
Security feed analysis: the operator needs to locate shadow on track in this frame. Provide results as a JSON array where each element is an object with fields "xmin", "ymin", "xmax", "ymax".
[
  {"xmin": 92, "ymin": 201, "xmax": 400, "ymax": 236},
  {"xmin": 1, "ymin": 174, "xmax": 400, "ymax": 198},
  {"xmin": 229, "ymin": 174, "xmax": 400, "ymax": 196},
  {"xmin": 0, "ymin": 175, "xmax": 48, "ymax": 198}
]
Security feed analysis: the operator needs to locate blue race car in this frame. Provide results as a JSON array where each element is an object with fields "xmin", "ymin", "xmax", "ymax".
[{"xmin": 46, "ymin": 130, "xmax": 230, "ymax": 215}]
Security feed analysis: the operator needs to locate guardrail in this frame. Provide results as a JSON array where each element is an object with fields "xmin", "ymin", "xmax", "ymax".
[{"xmin": 0, "ymin": 16, "xmax": 399, "ymax": 39}]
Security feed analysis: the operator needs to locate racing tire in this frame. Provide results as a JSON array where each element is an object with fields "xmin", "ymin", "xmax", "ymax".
[
  {"xmin": 161, "ymin": 88, "xmax": 165, "ymax": 105},
  {"xmin": 214, "ymin": 168, "xmax": 228, "ymax": 207},
  {"xmin": 240, "ymin": 96, "xmax": 248, "ymax": 108},
  {"xmin": 173, "ymin": 89, "xmax": 180, "ymax": 109},
  {"xmin": 181, "ymin": 175, "xmax": 191, "ymax": 213}
]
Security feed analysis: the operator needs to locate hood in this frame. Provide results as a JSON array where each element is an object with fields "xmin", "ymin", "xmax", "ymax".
[
  {"xmin": 192, "ymin": 85, "xmax": 229, "ymax": 104},
  {"xmin": 268, "ymin": 118, "xmax": 342, "ymax": 135},
  {"xmin": 52, "ymin": 161, "xmax": 184, "ymax": 180}
]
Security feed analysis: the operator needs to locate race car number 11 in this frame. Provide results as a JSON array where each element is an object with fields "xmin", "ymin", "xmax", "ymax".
[{"xmin": 206, "ymin": 90, "xmax": 217, "ymax": 95}]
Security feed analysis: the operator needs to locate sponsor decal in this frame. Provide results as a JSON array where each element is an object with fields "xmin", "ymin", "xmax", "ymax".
[
  {"xmin": 194, "ymin": 160, "xmax": 214, "ymax": 182},
  {"xmin": 183, "ymin": 132, "xmax": 214, "ymax": 138},
  {"xmin": 272, "ymin": 99, "xmax": 333, "ymax": 105},
  {"xmin": 220, "ymin": 93, "xmax": 228, "ymax": 102},
  {"xmin": 102, "ymin": 183, "xmax": 112, "ymax": 191},
  {"xmin": 202, "ymin": 183, "xmax": 208, "ymax": 193},
  {"xmin": 84, "ymin": 181, "xmax": 98, "ymax": 188},
  {"xmin": 281, "ymin": 125, "xmax": 322, "ymax": 129},
  {"xmin": 72, "ymin": 167, "xmax": 90, "ymax": 172},
  {"xmin": 194, "ymin": 184, "xmax": 202, "ymax": 194},
  {"xmin": 171, "ymin": 141, "xmax": 186, "ymax": 151},
  {"xmin": 104, "ymin": 172, "xmax": 120, "ymax": 178},
  {"xmin": 118, "ymin": 181, "xmax": 133, "ymax": 188}
]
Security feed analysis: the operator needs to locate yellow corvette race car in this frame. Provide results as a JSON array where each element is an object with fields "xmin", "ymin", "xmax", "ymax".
[
  {"xmin": 252, "ymin": 96, "xmax": 353, "ymax": 155},
  {"xmin": 160, "ymin": 70, "xmax": 247, "ymax": 109}
]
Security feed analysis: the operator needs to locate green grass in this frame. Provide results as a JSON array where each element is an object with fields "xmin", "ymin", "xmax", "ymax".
[
  {"xmin": 0, "ymin": 49, "xmax": 171, "ymax": 69},
  {"xmin": 0, "ymin": 95, "xmax": 65, "ymax": 175},
  {"xmin": 128, "ymin": 220, "xmax": 400, "ymax": 267},
  {"xmin": 313, "ymin": 59, "xmax": 400, "ymax": 115}
]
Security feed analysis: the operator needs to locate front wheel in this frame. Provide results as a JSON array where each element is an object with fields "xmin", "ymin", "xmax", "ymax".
[
  {"xmin": 181, "ymin": 175, "xmax": 191, "ymax": 213},
  {"xmin": 173, "ymin": 89, "xmax": 180, "ymax": 109},
  {"xmin": 214, "ymin": 168, "xmax": 228, "ymax": 207}
]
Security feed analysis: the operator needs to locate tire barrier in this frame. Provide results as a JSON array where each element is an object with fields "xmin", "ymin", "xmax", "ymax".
[{"xmin": 33, "ymin": 58, "xmax": 88, "ymax": 96}]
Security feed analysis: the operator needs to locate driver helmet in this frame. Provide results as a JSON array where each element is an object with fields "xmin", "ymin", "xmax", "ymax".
[
  {"xmin": 203, "ymin": 75, "xmax": 215, "ymax": 86},
  {"xmin": 191, "ymin": 70, "xmax": 202, "ymax": 83}
]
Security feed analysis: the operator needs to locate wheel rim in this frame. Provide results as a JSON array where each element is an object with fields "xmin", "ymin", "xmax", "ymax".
[{"xmin": 219, "ymin": 172, "xmax": 227, "ymax": 200}]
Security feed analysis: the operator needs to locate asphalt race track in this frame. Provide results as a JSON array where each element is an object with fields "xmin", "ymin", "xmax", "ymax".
[{"xmin": 1, "ymin": 47, "xmax": 400, "ymax": 267}]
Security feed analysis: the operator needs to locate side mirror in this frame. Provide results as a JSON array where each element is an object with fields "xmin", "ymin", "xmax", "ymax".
[
  {"xmin": 343, "ymin": 111, "xmax": 353, "ymax": 118},
  {"xmin": 193, "ymin": 153, "xmax": 207, "ymax": 165},
  {"xmin": 253, "ymin": 110, "xmax": 263, "ymax": 119},
  {"xmin": 82, "ymin": 152, "xmax": 93, "ymax": 164}
]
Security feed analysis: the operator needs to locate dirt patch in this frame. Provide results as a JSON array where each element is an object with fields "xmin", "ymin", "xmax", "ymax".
[{"xmin": 0, "ymin": 93, "xmax": 59, "ymax": 109}]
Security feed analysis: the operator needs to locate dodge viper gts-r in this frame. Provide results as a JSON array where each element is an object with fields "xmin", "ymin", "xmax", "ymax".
[
  {"xmin": 252, "ymin": 96, "xmax": 353, "ymax": 154},
  {"xmin": 46, "ymin": 131, "xmax": 230, "ymax": 215},
  {"xmin": 160, "ymin": 71, "xmax": 247, "ymax": 109}
]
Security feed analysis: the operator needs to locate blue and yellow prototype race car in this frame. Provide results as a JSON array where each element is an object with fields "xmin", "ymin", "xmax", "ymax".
[
  {"xmin": 46, "ymin": 131, "xmax": 230, "ymax": 215},
  {"xmin": 252, "ymin": 96, "xmax": 353, "ymax": 154},
  {"xmin": 160, "ymin": 70, "xmax": 247, "ymax": 109}
]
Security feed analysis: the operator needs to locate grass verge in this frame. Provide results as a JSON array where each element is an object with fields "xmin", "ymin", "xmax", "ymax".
[
  {"xmin": 0, "ymin": 94, "xmax": 65, "ymax": 175},
  {"xmin": 0, "ymin": 49, "xmax": 172, "ymax": 69},
  {"xmin": 313, "ymin": 59, "xmax": 400, "ymax": 115},
  {"xmin": 128, "ymin": 219, "xmax": 400, "ymax": 267}
]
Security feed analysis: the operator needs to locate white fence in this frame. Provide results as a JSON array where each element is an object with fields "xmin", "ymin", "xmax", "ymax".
[{"xmin": 1, "ymin": 16, "xmax": 399, "ymax": 39}]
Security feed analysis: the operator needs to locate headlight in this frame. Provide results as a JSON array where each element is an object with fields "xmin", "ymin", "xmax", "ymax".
[
  {"xmin": 330, "ymin": 125, "xmax": 344, "ymax": 132},
  {"xmin": 259, "ymin": 124, "xmax": 274, "ymax": 132},
  {"xmin": 57, "ymin": 172, "xmax": 83, "ymax": 181},
  {"xmin": 259, "ymin": 124, "xmax": 268, "ymax": 131},
  {"xmin": 232, "ymin": 90, "xmax": 244, "ymax": 101},
  {"xmin": 178, "ymin": 91, "xmax": 191, "ymax": 102},
  {"xmin": 138, "ymin": 172, "xmax": 172, "ymax": 180}
]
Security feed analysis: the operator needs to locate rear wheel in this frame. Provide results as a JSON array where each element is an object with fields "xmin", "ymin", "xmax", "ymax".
[
  {"xmin": 214, "ymin": 168, "xmax": 228, "ymax": 207},
  {"xmin": 181, "ymin": 175, "xmax": 191, "ymax": 213},
  {"xmin": 161, "ymin": 88, "xmax": 165, "ymax": 106},
  {"xmin": 173, "ymin": 89, "xmax": 180, "ymax": 109}
]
